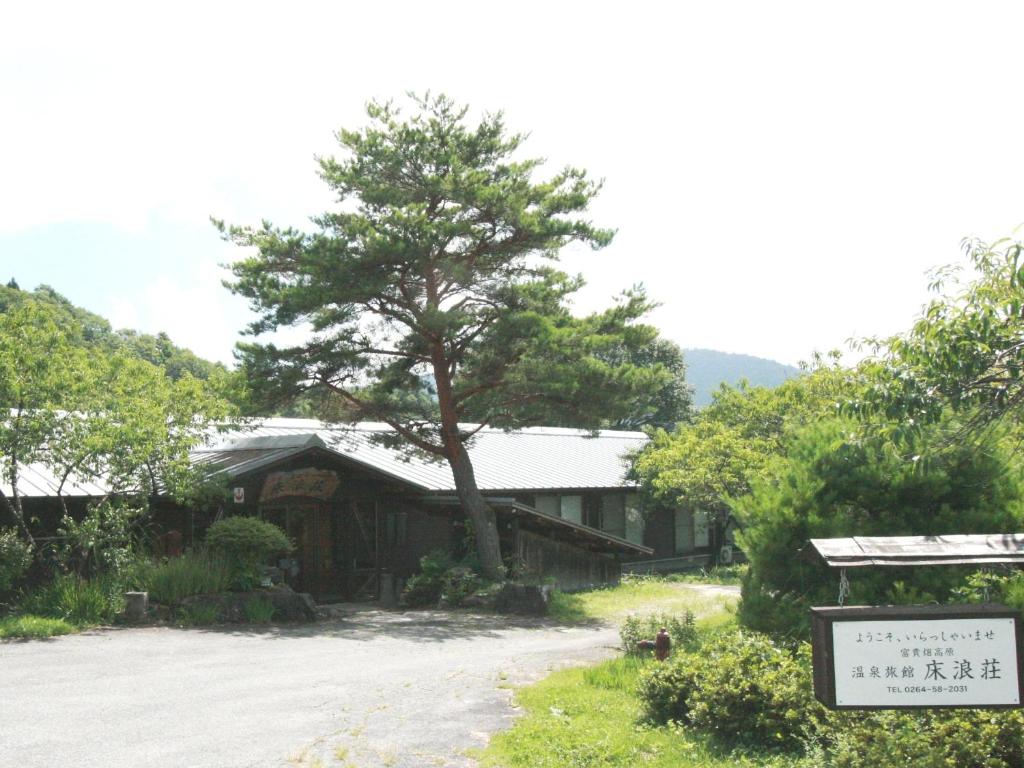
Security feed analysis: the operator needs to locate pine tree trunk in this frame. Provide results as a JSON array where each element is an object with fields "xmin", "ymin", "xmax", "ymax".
[{"xmin": 447, "ymin": 442, "xmax": 504, "ymax": 581}]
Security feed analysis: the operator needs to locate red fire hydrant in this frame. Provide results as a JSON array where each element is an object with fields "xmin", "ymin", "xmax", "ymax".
[{"xmin": 654, "ymin": 627, "xmax": 671, "ymax": 661}]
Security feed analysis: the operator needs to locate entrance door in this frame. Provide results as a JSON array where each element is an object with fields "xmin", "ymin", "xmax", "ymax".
[
  {"xmin": 333, "ymin": 499, "xmax": 380, "ymax": 601},
  {"xmin": 263, "ymin": 505, "xmax": 334, "ymax": 597}
]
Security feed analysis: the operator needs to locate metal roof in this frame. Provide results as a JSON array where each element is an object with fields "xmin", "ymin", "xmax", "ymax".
[
  {"xmin": 10, "ymin": 419, "xmax": 648, "ymax": 498},
  {"xmin": 807, "ymin": 534, "xmax": 1024, "ymax": 567},
  {"xmin": 424, "ymin": 496, "xmax": 654, "ymax": 556},
  {"xmin": 194, "ymin": 419, "xmax": 649, "ymax": 493},
  {"xmin": 0, "ymin": 461, "xmax": 110, "ymax": 499}
]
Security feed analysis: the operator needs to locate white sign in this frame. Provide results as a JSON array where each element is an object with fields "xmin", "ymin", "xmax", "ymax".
[
  {"xmin": 233, "ymin": 487, "xmax": 245, "ymax": 504},
  {"xmin": 833, "ymin": 618, "xmax": 1020, "ymax": 707}
]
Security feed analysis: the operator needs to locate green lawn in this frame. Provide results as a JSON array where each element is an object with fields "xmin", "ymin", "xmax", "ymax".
[
  {"xmin": 478, "ymin": 655, "xmax": 812, "ymax": 768},
  {"xmin": 0, "ymin": 615, "xmax": 76, "ymax": 639},
  {"xmin": 478, "ymin": 577, "xmax": 811, "ymax": 768},
  {"xmin": 547, "ymin": 576, "xmax": 737, "ymax": 626}
]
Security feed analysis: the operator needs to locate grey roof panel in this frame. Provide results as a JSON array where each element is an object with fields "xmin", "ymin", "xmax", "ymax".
[{"xmin": 10, "ymin": 419, "xmax": 648, "ymax": 498}]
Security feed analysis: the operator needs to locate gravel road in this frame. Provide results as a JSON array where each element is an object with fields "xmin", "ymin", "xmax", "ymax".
[{"xmin": 0, "ymin": 609, "xmax": 620, "ymax": 768}]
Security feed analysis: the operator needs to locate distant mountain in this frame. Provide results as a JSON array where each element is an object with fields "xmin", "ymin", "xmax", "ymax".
[{"xmin": 683, "ymin": 348, "xmax": 800, "ymax": 407}]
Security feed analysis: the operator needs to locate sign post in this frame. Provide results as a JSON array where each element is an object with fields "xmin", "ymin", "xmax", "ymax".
[{"xmin": 811, "ymin": 604, "xmax": 1023, "ymax": 710}]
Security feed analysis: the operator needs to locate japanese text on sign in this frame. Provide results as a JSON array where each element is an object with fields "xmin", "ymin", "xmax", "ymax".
[{"xmin": 833, "ymin": 618, "xmax": 1019, "ymax": 707}]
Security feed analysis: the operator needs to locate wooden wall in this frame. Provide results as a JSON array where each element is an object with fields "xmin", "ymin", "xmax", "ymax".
[{"xmin": 514, "ymin": 528, "xmax": 620, "ymax": 591}]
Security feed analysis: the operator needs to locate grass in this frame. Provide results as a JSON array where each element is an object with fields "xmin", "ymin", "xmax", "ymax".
[
  {"xmin": 548, "ymin": 577, "xmax": 737, "ymax": 625},
  {"xmin": 477, "ymin": 576, "xmax": 778, "ymax": 768},
  {"xmin": 243, "ymin": 595, "xmax": 276, "ymax": 623},
  {"xmin": 177, "ymin": 602, "xmax": 220, "ymax": 625},
  {"xmin": 135, "ymin": 550, "xmax": 233, "ymax": 605},
  {"xmin": 0, "ymin": 614, "xmax": 76, "ymax": 639},
  {"xmin": 477, "ymin": 656, "xmax": 812, "ymax": 768}
]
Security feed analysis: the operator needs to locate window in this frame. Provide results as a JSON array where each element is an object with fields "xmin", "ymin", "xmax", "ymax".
[
  {"xmin": 534, "ymin": 495, "xmax": 560, "ymax": 517},
  {"xmin": 386, "ymin": 510, "xmax": 407, "ymax": 546},
  {"xmin": 624, "ymin": 493, "xmax": 645, "ymax": 545},
  {"xmin": 534, "ymin": 493, "xmax": 582, "ymax": 524},
  {"xmin": 600, "ymin": 495, "xmax": 625, "ymax": 538},
  {"xmin": 694, "ymin": 509, "xmax": 710, "ymax": 548},
  {"xmin": 560, "ymin": 495, "xmax": 583, "ymax": 524},
  {"xmin": 674, "ymin": 509, "xmax": 694, "ymax": 554}
]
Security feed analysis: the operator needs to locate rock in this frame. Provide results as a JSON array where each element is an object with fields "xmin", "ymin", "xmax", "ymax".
[
  {"xmin": 494, "ymin": 583, "xmax": 553, "ymax": 616},
  {"xmin": 123, "ymin": 591, "xmax": 149, "ymax": 622},
  {"xmin": 177, "ymin": 585, "xmax": 317, "ymax": 623}
]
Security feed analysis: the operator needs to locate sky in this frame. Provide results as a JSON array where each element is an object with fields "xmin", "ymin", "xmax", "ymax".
[{"xmin": 2, "ymin": 1, "xmax": 1023, "ymax": 368}]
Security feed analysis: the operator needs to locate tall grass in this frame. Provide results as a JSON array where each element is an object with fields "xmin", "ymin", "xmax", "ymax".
[
  {"xmin": 20, "ymin": 573, "xmax": 122, "ymax": 625},
  {"xmin": 135, "ymin": 550, "xmax": 232, "ymax": 605}
]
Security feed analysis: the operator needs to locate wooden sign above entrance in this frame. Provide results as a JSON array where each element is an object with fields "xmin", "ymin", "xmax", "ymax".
[
  {"xmin": 811, "ymin": 604, "xmax": 1023, "ymax": 710},
  {"xmin": 260, "ymin": 468, "xmax": 339, "ymax": 502}
]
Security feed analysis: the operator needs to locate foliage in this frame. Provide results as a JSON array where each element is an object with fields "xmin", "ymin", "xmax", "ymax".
[
  {"xmin": 204, "ymin": 517, "xmax": 292, "ymax": 591},
  {"xmin": 638, "ymin": 632, "xmax": 826, "ymax": 751},
  {"xmin": 401, "ymin": 549, "xmax": 455, "ymax": 607},
  {"xmin": 951, "ymin": 568, "xmax": 1024, "ymax": 612},
  {"xmin": 55, "ymin": 500, "xmax": 146, "ymax": 579},
  {"xmin": 0, "ymin": 282, "xmax": 226, "ymax": 382},
  {"xmin": 479, "ymin": 654, "xmax": 815, "ymax": 768},
  {"xmin": 620, "ymin": 610, "xmax": 697, "ymax": 654},
  {"xmin": 219, "ymin": 93, "xmax": 674, "ymax": 579},
  {"xmin": 664, "ymin": 564, "xmax": 748, "ymax": 586},
  {"xmin": 134, "ymin": 550, "xmax": 233, "ymax": 605},
  {"xmin": 243, "ymin": 595, "xmax": 277, "ymax": 623},
  {"xmin": 855, "ymin": 234, "xmax": 1024, "ymax": 433},
  {"xmin": 0, "ymin": 527, "xmax": 32, "ymax": 596},
  {"xmin": 177, "ymin": 602, "xmax": 220, "ymax": 626},
  {"xmin": 0, "ymin": 614, "xmax": 75, "ymax": 639},
  {"xmin": 733, "ymin": 417, "xmax": 1024, "ymax": 636},
  {"xmin": 19, "ymin": 573, "xmax": 122, "ymax": 625},
  {"xmin": 440, "ymin": 566, "xmax": 483, "ymax": 607},
  {"xmin": 828, "ymin": 709, "xmax": 1024, "ymax": 768},
  {"xmin": 632, "ymin": 358, "xmax": 857, "ymax": 525},
  {"xmin": 0, "ymin": 299, "xmax": 233, "ymax": 552}
]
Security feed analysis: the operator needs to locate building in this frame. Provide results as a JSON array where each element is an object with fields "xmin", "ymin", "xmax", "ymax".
[{"xmin": 5, "ymin": 418, "xmax": 720, "ymax": 600}]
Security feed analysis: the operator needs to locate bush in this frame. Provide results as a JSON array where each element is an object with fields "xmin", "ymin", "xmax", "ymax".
[
  {"xmin": 20, "ymin": 573, "xmax": 120, "ymax": 625},
  {"xmin": 620, "ymin": 611, "xmax": 697, "ymax": 655},
  {"xmin": 402, "ymin": 549, "xmax": 455, "ymax": 607},
  {"xmin": 733, "ymin": 418, "xmax": 1024, "ymax": 636},
  {"xmin": 638, "ymin": 631, "xmax": 828, "ymax": 751},
  {"xmin": 829, "ymin": 709, "xmax": 1024, "ymax": 768},
  {"xmin": 441, "ymin": 566, "xmax": 483, "ymax": 607},
  {"xmin": 636, "ymin": 649, "xmax": 702, "ymax": 724},
  {"xmin": 135, "ymin": 550, "xmax": 233, "ymax": 605},
  {"xmin": 0, "ymin": 528, "xmax": 32, "ymax": 596},
  {"xmin": 243, "ymin": 595, "xmax": 276, "ymax": 623},
  {"xmin": 205, "ymin": 517, "xmax": 292, "ymax": 591},
  {"xmin": 56, "ymin": 500, "xmax": 146, "ymax": 579}
]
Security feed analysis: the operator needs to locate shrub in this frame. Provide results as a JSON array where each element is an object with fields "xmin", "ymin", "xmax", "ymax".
[
  {"xmin": 638, "ymin": 630, "xmax": 828, "ymax": 751},
  {"xmin": 402, "ymin": 549, "xmax": 454, "ymax": 607},
  {"xmin": 620, "ymin": 611, "xmax": 697, "ymax": 655},
  {"xmin": 20, "ymin": 573, "xmax": 120, "ymax": 625},
  {"xmin": 441, "ymin": 566, "xmax": 482, "ymax": 607},
  {"xmin": 56, "ymin": 500, "xmax": 146, "ymax": 579},
  {"xmin": 829, "ymin": 709, "xmax": 1024, "ymax": 768},
  {"xmin": 636, "ymin": 649, "xmax": 702, "ymax": 724},
  {"xmin": 0, "ymin": 528, "xmax": 32, "ymax": 596},
  {"xmin": 243, "ymin": 595, "xmax": 276, "ymax": 623},
  {"xmin": 135, "ymin": 550, "xmax": 233, "ymax": 605},
  {"xmin": 733, "ymin": 418, "xmax": 1024, "ymax": 636},
  {"xmin": 205, "ymin": 517, "xmax": 292, "ymax": 591}
]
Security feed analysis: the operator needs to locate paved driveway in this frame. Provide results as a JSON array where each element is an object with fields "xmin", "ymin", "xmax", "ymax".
[{"xmin": 0, "ymin": 610, "xmax": 619, "ymax": 768}]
